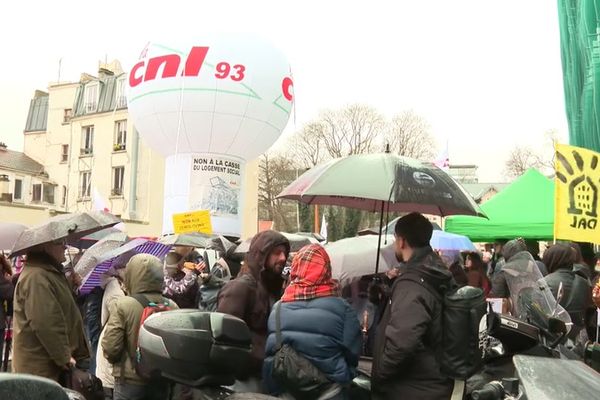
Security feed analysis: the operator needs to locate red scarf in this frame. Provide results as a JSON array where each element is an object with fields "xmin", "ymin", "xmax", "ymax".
[{"xmin": 281, "ymin": 244, "xmax": 340, "ymax": 302}]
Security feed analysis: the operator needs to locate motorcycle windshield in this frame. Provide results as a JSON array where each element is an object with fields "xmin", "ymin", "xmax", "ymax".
[{"xmin": 502, "ymin": 251, "xmax": 572, "ymax": 332}]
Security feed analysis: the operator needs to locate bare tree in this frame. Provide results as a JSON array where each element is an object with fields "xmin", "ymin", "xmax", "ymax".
[
  {"xmin": 504, "ymin": 146, "xmax": 544, "ymax": 179},
  {"xmin": 318, "ymin": 104, "xmax": 385, "ymax": 158},
  {"xmin": 385, "ymin": 110, "xmax": 436, "ymax": 159},
  {"xmin": 288, "ymin": 122, "xmax": 327, "ymax": 168},
  {"xmin": 505, "ymin": 130, "xmax": 556, "ymax": 179},
  {"xmin": 258, "ymin": 152, "xmax": 297, "ymax": 231}
]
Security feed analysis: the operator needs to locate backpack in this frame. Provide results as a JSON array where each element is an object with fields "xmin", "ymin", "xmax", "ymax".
[
  {"xmin": 271, "ymin": 302, "xmax": 331, "ymax": 399},
  {"xmin": 132, "ymin": 294, "xmax": 173, "ymax": 379},
  {"xmin": 397, "ymin": 275, "xmax": 487, "ymax": 379},
  {"xmin": 60, "ymin": 366, "xmax": 104, "ymax": 400},
  {"xmin": 197, "ymin": 275, "xmax": 226, "ymax": 312}
]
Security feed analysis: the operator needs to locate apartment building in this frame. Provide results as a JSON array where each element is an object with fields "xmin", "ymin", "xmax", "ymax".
[{"xmin": 6, "ymin": 61, "xmax": 258, "ymax": 237}]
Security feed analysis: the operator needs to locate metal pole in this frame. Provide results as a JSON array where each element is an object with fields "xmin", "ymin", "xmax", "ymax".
[
  {"xmin": 296, "ymin": 169, "xmax": 300, "ymax": 231},
  {"xmin": 375, "ymin": 200, "xmax": 385, "ymax": 275},
  {"xmin": 314, "ymin": 204, "xmax": 320, "ymax": 234}
]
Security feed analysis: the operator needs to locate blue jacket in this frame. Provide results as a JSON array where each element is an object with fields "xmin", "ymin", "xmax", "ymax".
[{"xmin": 263, "ymin": 297, "xmax": 362, "ymax": 394}]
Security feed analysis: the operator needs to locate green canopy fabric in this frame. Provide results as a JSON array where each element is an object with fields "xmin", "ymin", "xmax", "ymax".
[{"xmin": 445, "ymin": 169, "xmax": 554, "ymax": 242}]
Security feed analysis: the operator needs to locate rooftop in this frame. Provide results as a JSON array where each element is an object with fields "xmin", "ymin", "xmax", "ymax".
[
  {"xmin": 461, "ymin": 182, "xmax": 509, "ymax": 201},
  {"xmin": 0, "ymin": 146, "xmax": 46, "ymax": 175},
  {"xmin": 24, "ymin": 91, "xmax": 49, "ymax": 132}
]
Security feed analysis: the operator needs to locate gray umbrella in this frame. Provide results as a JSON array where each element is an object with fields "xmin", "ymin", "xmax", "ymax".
[
  {"xmin": 74, "ymin": 232, "xmax": 129, "ymax": 279},
  {"xmin": 207, "ymin": 236, "xmax": 237, "ymax": 254},
  {"xmin": 0, "ymin": 222, "xmax": 27, "ymax": 252},
  {"xmin": 10, "ymin": 211, "xmax": 122, "ymax": 256},
  {"xmin": 158, "ymin": 232, "xmax": 213, "ymax": 248},
  {"xmin": 234, "ymin": 232, "xmax": 318, "ymax": 254},
  {"xmin": 69, "ymin": 226, "xmax": 124, "ymax": 249}
]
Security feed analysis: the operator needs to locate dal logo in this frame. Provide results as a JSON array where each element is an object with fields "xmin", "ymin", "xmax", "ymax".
[{"xmin": 556, "ymin": 149, "xmax": 599, "ymax": 230}]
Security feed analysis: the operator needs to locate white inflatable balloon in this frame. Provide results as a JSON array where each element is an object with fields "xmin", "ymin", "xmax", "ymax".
[
  {"xmin": 127, "ymin": 36, "xmax": 293, "ymax": 159},
  {"xmin": 127, "ymin": 36, "xmax": 293, "ymax": 235}
]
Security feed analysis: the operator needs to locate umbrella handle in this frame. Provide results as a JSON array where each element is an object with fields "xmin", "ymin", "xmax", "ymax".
[{"xmin": 374, "ymin": 200, "xmax": 386, "ymax": 275}]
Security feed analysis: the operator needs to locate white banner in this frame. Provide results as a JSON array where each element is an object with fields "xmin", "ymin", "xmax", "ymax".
[{"xmin": 162, "ymin": 153, "xmax": 245, "ymax": 236}]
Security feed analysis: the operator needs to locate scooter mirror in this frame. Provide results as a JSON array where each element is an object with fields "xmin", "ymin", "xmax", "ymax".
[{"xmin": 548, "ymin": 317, "xmax": 567, "ymax": 336}]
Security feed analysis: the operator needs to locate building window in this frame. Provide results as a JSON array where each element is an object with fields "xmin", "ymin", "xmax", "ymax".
[
  {"xmin": 114, "ymin": 120, "xmax": 127, "ymax": 151},
  {"xmin": 79, "ymin": 171, "xmax": 91, "ymax": 198},
  {"xmin": 81, "ymin": 126, "xmax": 94, "ymax": 155},
  {"xmin": 63, "ymin": 108, "xmax": 73, "ymax": 123},
  {"xmin": 32, "ymin": 183, "xmax": 42, "ymax": 202},
  {"xmin": 62, "ymin": 185, "xmax": 67, "ymax": 206},
  {"xmin": 14, "ymin": 179, "xmax": 22, "ymax": 200},
  {"xmin": 112, "ymin": 166, "xmax": 125, "ymax": 196},
  {"xmin": 115, "ymin": 77, "xmax": 127, "ymax": 108},
  {"xmin": 61, "ymin": 144, "xmax": 69, "ymax": 162},
  {"xmin": 84, "ymin": 82, "xmax": 99, "ymax": 113},
  {"xmin": 43, "ymin": 183, "xmax": 55, "ymax": 204}
]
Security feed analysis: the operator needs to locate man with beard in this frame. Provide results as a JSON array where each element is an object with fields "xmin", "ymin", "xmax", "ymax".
[
  {"xmin": 372, "ymin": 213, "xmax": 454, "ymax": 400},
  {"xmin": 217, "ymin": 230, "xmax": 290, "ymax": 389}
]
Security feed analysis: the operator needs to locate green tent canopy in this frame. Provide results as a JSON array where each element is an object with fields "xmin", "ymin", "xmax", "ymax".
[{"xmin": 445, "ymin": 169, "xmax": 554, "ymax": 242}]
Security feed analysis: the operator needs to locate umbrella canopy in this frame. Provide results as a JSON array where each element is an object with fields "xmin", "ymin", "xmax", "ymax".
[
  {"xmin": 11, "ymin": 211, "xmax": 121, "ymax": 257},
  {"xmin": 430, "ymin": 230, "xmax": 476, "ymax": 251},
  {"xmin": 158, "ymin": 232, "xmax": 213, "ymax": 248},
  {"xmin": 445, "ymin": 169, "xmax": 554, "ymax": 241},
  {"xmin": 0, "ymin": 222, "xmax": 27, "ymax": 252},
  {"xmin": 234, "ymin": 232, "xmax": 318, "ymax": 254},
  {"xmin": 74, "ymin": 232, "xmax": 129, "ymax": 280},
  {"xmin": 278, "ymin": 152, "xmax": 484, "ymax": 216},
  {"xmin": 292, "ymin": 232, "xmax": 327, "ymax": 242},
  {"xmin": 207, "ymin": 236, "xmax": 237, "ymax": 254},
  {"xmin": 69, "ymin": 227, "xmax": 124, "ymax": 249},
  {"xmin": 326, "ymin": 235, "xmax": 398, "ymax": 285},
  {"xmin": 79, "ymin": 238, "xmax": 171, "ymax": 294}
]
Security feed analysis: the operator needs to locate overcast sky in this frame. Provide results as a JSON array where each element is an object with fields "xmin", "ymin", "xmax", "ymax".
[{"xmin": 0, "ymin": 0, "xmax": 567, "ymax": 182}]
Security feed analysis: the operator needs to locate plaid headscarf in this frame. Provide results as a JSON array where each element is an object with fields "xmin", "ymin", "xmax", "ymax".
[{"xmin": 281, "ymin": 244, "xmax": 340, "ymax": 302}]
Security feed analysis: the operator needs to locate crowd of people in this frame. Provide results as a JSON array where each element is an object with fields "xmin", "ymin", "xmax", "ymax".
[{"xmin": 1, "ymin": 212, "xmax": 600, "ymax": 400}]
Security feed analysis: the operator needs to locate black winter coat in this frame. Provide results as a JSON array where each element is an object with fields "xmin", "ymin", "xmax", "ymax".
[
  {"xmin": 0, "ymin": 274, "xmax": 14, "ymax": 330},
  {"xmin": 217, "ymin": 231, "xmax": 290, "ymax": 376},
  {"xmin": 544, "ymin": 268, "xmax": 592, "ymax": 330},
  {"xmin": 372, "ymin": 246, "xmax": 454, "ymax": 400}
]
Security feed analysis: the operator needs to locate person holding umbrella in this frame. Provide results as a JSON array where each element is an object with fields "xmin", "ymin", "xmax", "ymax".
[
  {"xmin": 11, "ymin": 240, "xmax": 90, "ymax": 381},
  {"xmin": 9, "ymin": 211, "xmax": 120, "ymax": 382},
  {"xmin": 371, "ymin": 213, "xmax": 454, "ymax": 399}
]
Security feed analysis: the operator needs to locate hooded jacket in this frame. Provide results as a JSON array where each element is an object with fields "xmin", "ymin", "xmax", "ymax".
[
  {"xmin": 490, "ymin": 250, "xmax": 535, "ymax": 298},
  {"xmin": 217, "ymin": 230, "xmax": 290, "ymax": 375},
  {"xmin": 372, "ymin": 246, "xmax": 454, "ymax": 400},
  {"xmin": 101, "ymin": 254, "xmax": 178, "ymax": 384},
  {"xmin": 12, "ymin": 252, "xmax": 90, "ymax": 382},
  {"xmin": 543, "ymin": 244, "xmax": 592, "ymax": 330}
]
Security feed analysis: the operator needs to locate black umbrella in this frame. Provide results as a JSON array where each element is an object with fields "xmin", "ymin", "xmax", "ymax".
[{"xmin": 278, "ymin": 150, "xmax": 485, "ymax": 274}]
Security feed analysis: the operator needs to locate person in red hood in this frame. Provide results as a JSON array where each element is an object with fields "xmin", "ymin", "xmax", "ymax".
[{"xmin": 217, "ymin": 230, "xmax": 290, "ymax": 380}]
